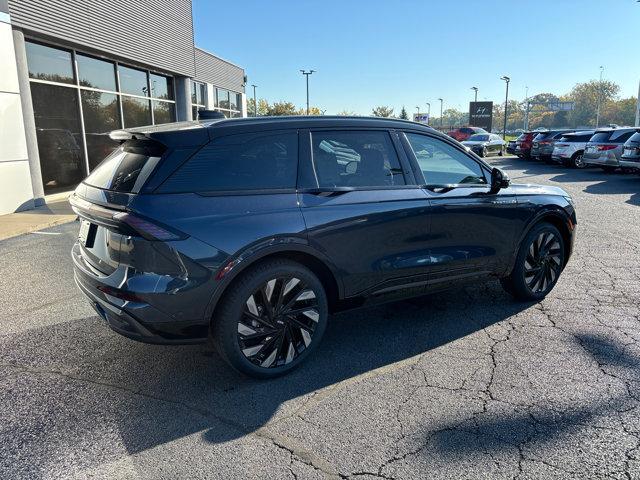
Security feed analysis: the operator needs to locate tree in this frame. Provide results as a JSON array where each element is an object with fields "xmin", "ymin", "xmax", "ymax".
[
  {"xmin": 267, "ymin": 101, "xmax": 299, "ymax": 116},
  {"xmin": 399, "ymin": 106, "xmax": 408, "ymax": 120},
  {"xmin": 246, "ymin": 98, "xmax": 269, "ymax": 116},
  {"xmin": 567, "ymin": 80, "xmax": 620, "ymax": 127},
  {"xmin": 371, "ymin": 106, "xmax": 394, "ymax": 117},
  {"xmin": 337, "ymin": 110, "xmax": 357, "ymax": 116},
  {"xmin": 297, "ymin": 106, "xmax": 324, "ymax": 115}
]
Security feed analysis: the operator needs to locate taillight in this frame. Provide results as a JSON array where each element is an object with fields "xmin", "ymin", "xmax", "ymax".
[
  {"xmin": 113, "ymin": 212, "xmax": 187, "ymax": 241},
  {"xmin": 539, "ymin": 140, "xmax": 552, "ymax": 145},
  {"xmin": 596, "ymin": 144, "xmax": 617, "ymax": 151}
]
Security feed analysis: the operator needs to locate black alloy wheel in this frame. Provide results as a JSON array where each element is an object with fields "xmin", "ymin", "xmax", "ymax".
[
  {"xmin": 481, "ymin": 146, "xmax": 488, "ymax": 157},
  {"xmin": 500, "ymin": 223, "xmax": 565, "ymax": 301},
  {"xmin": 572, "ymin": 152, "xmax": 585, "ymax": 169},
  {"xmin": 212, "ymin": 259, "xmax": 328, "ymax": 378},
  {"xmin": 238, "ymin": 276, "xmax": 320, "ymax": 368},
  {"xmin": 523, "ymin": 231, "xmax": 563, "ymax": 295}
]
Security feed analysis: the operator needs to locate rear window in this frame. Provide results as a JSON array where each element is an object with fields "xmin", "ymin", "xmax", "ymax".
[
  {"xmin": 627, "ymin": 132, "xmax": 640, "ymax": 144},
  {"xmin": 559, "ymin": 134, "xmax": 593, "ymax": 143},
  {"xmin": 84, "ymin": 140, "xmax": 165, "ymax": 192},
  {"xmin": 533, "ymin": 133, "xmax": 551, "ymax": 141},
  {"xmin": 159, "ymin": 131, "xmax": 298, "ymax": 193},
  {"xmin": 589, "ymin": 132, "xmax": 613, "ymax": 143},
  {"xmin": 610, "ymin": 130, "xmax": 636, "ymax": 143}
]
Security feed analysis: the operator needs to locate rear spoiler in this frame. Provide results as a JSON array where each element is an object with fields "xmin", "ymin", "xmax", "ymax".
[{"xmin": 108, "ymin": 121, "xmax": 212, "ymax": 147}]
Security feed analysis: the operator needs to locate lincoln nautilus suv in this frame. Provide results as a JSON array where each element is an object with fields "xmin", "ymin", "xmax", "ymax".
[{"xmin": 70, "ymin": 116, "xmax": 576, "ymax": 378}]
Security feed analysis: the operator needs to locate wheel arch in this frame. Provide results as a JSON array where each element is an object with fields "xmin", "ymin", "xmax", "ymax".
[
  {"xmin": 520, "ymin": 210, "xmax": 573, "ymax": 267},
  {"xmin": 205, "ymin": 245, "xmax": 343, "ymax": 330}
]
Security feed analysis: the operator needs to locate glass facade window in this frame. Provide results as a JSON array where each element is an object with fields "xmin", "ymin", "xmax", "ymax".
[
  {"xmin": 24, "ymin": 39, "xmax": 181, "ymax": 192},
  {"xmin": 122, "ymin": 96, "xmax": 151, "ymax": 128},
  {"xmin": 216, "ymin": 88, "xmax": 229, "ymax": 109},
  {"xmin": 76, "ymin": 54, "xmax": 116, "ymax": 91},
  {"xmin": 150, "ymin": 73, "xmax": 173, "ymax": 100},
  {"xmin": 212, "ymin": 88, "xmax": 241, "ymax": 117},
  {"xmin": 81, "ymin": 91, "xmax": 121, "ymax": 170},
  {"xmin": 25, "ymin": 42, "xmax": 74, "ymax": 84},
  {"xmin": 30, "ymin": 82, "xmax": 85, "ymax": 193},
  {"xmin": 119, "ymin": 65, "xmax": 149, "ymax": 97},
  {"xmin": 153, "ymin": 100, "xmax": 176, "ymax": 124}
]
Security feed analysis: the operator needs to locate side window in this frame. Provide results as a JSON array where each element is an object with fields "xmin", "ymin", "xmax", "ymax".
[
  {"xmin": 405, "ymin": 133, "xmax": 487, "ymax": 185},
  {"xmin": 311, "ymin": 131, "xmax": 405, "ymax": 188},
  {"xmin": 159, "ymin": 132, "xmax": 298, "ymax": 193},
  {"xmin": 612, "ymin": 131, "xmax": 634, "ymax": 143}
]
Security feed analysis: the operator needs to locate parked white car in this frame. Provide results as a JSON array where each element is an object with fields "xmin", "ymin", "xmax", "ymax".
[{"xmin": 550, "ymin": 130, "xmax": 595, "ymax": 169}]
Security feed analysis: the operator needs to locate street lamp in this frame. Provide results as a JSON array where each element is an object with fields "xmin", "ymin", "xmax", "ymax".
[
  {"xmin": 415, "ymin": 106, "xmax": 420, "ymax": 116},
  {"xmin": 596, "ymin": 66, "xmax": 604, "ymax": 128},
  {"xmin": 471, "ymin": 86, "xmax": 478, "ymax": 102},
  {"xmin": 300, "ymin": 69, "xmax": 315, "ymax": 115},
  {"xmin": 251, "ymin": 84, "xmax": 258, "ymax": 117},
  {"xmin": 426, "ymin": 102, "xmax": 430, "ymax": 116},
  {"xmin": 500, "ymin": 76, "xmax": 510, "ymax": 139},
  {"xmin": 438, "ymin": 98, "xmax": 443, "ymax": 128}
]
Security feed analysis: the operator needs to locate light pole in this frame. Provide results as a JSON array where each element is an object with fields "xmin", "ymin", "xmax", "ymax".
[
  {"xmin": 251, "ymin": 84, "xmax": 258, "ymax": 117},
  {"xmin": 500, "ymin": 76, "xmax": 510, "ymax": 139},
  {"xmin": 595, "ymin": 66, "xmax": 604, "ymax": 128},
  {"xmin": 426, "ymin": 102, "xmax": 430, "ymax": 116},
  {"xmin": 415, "ymin": 106, "xmax": 420, "ymax": 117},
  {"xmin": 438, "ymin": 98, "xmax": 443, "ymax": 128},
  {"xmin": 300, "ymin": 70, "xmax": 315, "ymax": 115},
  {"xmin": 524, "ymin": 85, "xmax": 529, "ymax": 130},
  {"xmin": 471, "ymin": 86, "xmax": 478, "ymax": 102}
]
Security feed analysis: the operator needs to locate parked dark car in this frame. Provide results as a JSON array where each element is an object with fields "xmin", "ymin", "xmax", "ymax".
[
  {"xmin": 583, "ymin": 128, "xmax": 639, "ymax": 172},
  {"xmin": 461, "ymin": 133, "xmax": 506, "ymax": 157},
  {"xmin": 70, "ymin": 116, "xmax": 576, "ymax": 378},
  {"xmin": 506, "ymin": 139, "xmax": 517, "ymax": 155},
  {"xmin": 514, "ymin": 131, "xmax": 539, "ymax": 158},
  {"xmin": 447, "ymin": 126, "xmax": 488, "ymax": 142},
  {"xmin": 530, "ymin": 130, "xmax": 574, "ymax": 161},
  {"xmin": 620, "ymin": 130, "xmax": 640, "ymax": 170}
]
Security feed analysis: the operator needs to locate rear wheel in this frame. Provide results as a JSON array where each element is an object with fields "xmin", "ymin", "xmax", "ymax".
[
  {"xmin": 501, "ymin": 223, "xmax": 565, "ymax": 301},
  {"xmin": 498, "ymin": 146, "xmax": 504, "ymax": 156},
  {"xmin": 571, "ymin": 152, "xmax": 585, "ymax": 169},
  {"xmin": 212, "ymin": 259, "xmax": 328, "ymax": 378},
  {"xmin": 481, "ymin": 147, "xmax": 488, "ymax": 157}
]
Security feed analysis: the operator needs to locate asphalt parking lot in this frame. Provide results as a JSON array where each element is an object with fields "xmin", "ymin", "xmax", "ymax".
[{"xmin": 1, "ymin": 157, "xmax": 639, "ymax": 480}]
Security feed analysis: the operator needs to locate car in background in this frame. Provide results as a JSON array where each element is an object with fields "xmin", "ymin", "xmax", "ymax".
[
  {"xmin": 514, "ymin": 131, "xmax": 538, "ymax": 158},
  {"xmin": 530, "ymin": 130, "xmax": 574, "ymax": 161},
  {"xmin": 583, "ymin": 128, "xmax": 640, "ymax": 172},
  {"xmin": 461, "ymin": 133, "xmax": 506, "ymax": 157},
  {"xmin": 550, "ymin": 130, "xmax": 595, "ymax": 168},
  {"xmin": 447, "ymin": 126, "xmax": 487, "ymax": 142},
  {"xmin": 506, "ymin": 139, "xmax": 517, "ymax": 154},
  {"xmin": 619, "ymin": 130, "xmax": 640, "ymax": 171}
]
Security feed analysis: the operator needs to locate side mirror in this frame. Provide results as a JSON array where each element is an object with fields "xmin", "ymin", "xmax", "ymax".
[{"xmin": 489, "ymin": 167, "xmax": 510, "ymax": 194}]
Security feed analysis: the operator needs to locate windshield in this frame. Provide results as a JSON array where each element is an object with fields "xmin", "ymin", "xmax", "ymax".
[{"xmin": 467, "ymin": 134, "xmax": 489, "ymax": 141}]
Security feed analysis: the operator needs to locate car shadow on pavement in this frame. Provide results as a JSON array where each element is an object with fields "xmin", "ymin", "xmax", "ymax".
[
  {"xmin": 1, "ymin": 281, "xmax": 533, "ymax": 467},
  {"xmin": 428, "ymin": 333, "xmax": 639, "ymax": 464}
]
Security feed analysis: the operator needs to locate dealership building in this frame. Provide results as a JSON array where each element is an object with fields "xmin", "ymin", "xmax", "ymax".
[{"xmin": 0, "ymin": 0, "xmax": 247, "ymax": 215}]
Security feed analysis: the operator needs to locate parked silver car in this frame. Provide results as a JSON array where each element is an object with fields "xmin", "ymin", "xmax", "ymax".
[
  {"xmin": 619, "ymin": 130, "xmax": 640, "ymax": 170},
  {"xmin": 550, "ymin": 130, "xmax": 595, "ymax": 168},
  {"xmin": 583, "ymin": 128, "xmax": 639, "ymax": 172}
]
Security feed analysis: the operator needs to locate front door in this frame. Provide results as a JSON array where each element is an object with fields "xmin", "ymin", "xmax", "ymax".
[
  {"xmin": 402, "ymin": 131, "xmax": 521, "ymax": 283},
  {"xmin": 298, "ymin": 129, "xmax": 432, "ymax": 297}
]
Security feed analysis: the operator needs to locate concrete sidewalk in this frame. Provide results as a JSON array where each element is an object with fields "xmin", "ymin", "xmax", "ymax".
[{"xmin": 0, "ymin": 193, "xmax": 76, "ymax": 241}]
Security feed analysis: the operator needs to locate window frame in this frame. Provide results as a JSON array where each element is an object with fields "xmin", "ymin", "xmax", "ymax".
[
  {"xmin": 399, "ymin": 130, "xmax": 492, "ymax": 189},
  {"xmin": 297, "ymin": 128, "xmax": 418, "ymax": 192}
]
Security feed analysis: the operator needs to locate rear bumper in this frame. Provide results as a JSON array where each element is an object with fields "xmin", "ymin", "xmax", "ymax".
[
  {"xmin": 72, "ymin": 242, "xmax": 209, "ymax": 344},
  {"xmin": 619, "ymin": 157, "xmax": 640, "ymax": 169},
  {"xmin": 583, "ymin": 153, "xmax": 619, "ymax": 167}
]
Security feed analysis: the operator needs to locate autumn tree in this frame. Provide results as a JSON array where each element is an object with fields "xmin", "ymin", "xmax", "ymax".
[{"xmin": 399, "ymin": 106, "xmax": 408, "ymax": 120}]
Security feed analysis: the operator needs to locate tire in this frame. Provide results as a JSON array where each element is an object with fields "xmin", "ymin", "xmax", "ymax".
[
  {"xmin": 571, "ymin": 152, "xmax": 585, "ymax": 169},
  {"xmin": 500, "ymin": 223, "xmax": 565, "ymax": 301},
  {"xmin": 481, "ymin": 147, "xmax": 487, "ymax": 158},
  {"xmin": 600, "ymin": 166, "xmax": 617, "ymax": 173},
  {"xmin": 211, "ymin": 259, "xmax": 328, "ymax": 378},
  {"xmin": 498, "ymin": 146, "xmax": 504, "ymax": 156}
]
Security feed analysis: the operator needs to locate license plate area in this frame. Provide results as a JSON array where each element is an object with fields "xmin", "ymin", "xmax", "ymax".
[{"xmin": 78, "ymin": 220, "xmax": 97, "ymax": 248}]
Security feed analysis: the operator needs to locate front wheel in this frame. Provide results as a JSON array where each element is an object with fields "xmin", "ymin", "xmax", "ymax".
[
  {"xmin": 212, "ymin": 259, "xmax": 328, "ymax": 378},
  {"xmin": 501, "ymin": 223, "xmax": 565, "ymax": 301}
]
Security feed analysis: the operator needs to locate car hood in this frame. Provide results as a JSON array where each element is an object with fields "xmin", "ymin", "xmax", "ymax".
[{"xmin": 508, "ymin": 183, "xmax": 569, "ymax": 197}]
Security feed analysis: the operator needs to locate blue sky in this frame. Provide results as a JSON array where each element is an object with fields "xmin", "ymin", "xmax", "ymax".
[{"xmin": 192, "ymin": 0, "xmax": 639, "ymax": 115}]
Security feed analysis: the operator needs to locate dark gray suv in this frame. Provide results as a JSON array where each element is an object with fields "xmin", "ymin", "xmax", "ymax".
[{"xmin": 70, "ymin": 116, "xmax": 576, "ymax": 377}]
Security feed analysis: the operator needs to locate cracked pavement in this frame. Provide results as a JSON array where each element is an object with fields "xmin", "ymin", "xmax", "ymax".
[{"xmin": 1, "ymin": 157, "xmax": 639, "ymax": 479}]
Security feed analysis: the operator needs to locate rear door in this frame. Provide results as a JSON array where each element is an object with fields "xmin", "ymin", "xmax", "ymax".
[
  {"xmin": 401, "ymin": 131, "xmax": 522, "ymax": 281},
  {"xmin": 298, "ymin": 129, "xmax": 432, "ymax": 297}
]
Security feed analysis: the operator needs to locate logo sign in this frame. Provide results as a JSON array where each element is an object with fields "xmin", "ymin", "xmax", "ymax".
[
  {"xmin": 469, "ymin": 101, "xmax": 493, "ymax": 131},
  {"xmin": 413, "ymin": 113, "xmax": 429, "ymax": 124},
  {"xmin": 547, "ymin": 101, "xmax": 575, "ymax": 112}
]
